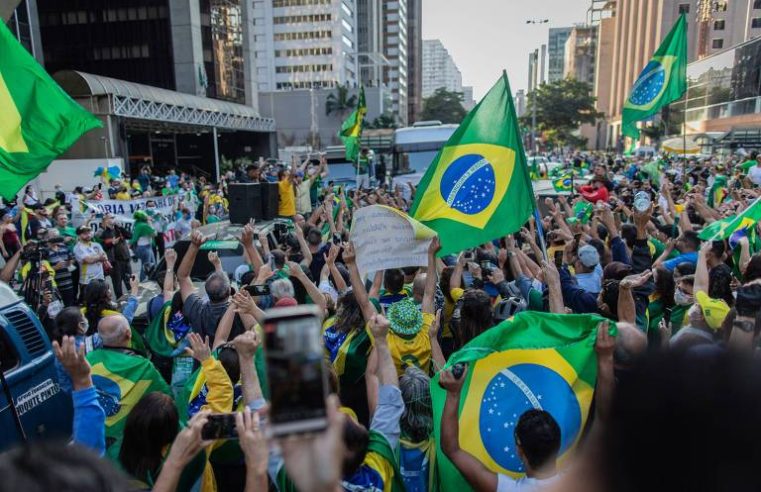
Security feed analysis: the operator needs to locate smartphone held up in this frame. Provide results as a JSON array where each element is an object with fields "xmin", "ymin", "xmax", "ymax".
[{"xmin": 263, "ymin": 305, "xmax": 328, "ymax": 437}]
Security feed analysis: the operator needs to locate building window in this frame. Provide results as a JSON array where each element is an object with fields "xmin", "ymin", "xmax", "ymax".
[
  {"xmin": 713, "ymin": 19, "xmax": 725, "ymax": 30},
  {"xmin": 712, "ymin": 38, "xmax": 724, "ymax": 49},
  {"xmin": 753, "ymin": 17, "xmax": 761, "ymax": 28},
  {"xmin": 678, "ymin": 3, "xmax": 690, "ymax": 14},
  {"xmin": 755, "ymin": 0, "xmax": 761, "ymax": 9}
]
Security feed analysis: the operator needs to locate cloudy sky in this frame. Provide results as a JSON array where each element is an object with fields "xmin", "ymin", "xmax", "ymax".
[{"xmin": 422, "ymin": 0, "xmax": 591, "ymax": 99}]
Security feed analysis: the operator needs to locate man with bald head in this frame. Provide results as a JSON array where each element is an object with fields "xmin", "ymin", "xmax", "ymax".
[{"xmin": 86, "ymin": 314, "xmax": 170, "ymax": 452}]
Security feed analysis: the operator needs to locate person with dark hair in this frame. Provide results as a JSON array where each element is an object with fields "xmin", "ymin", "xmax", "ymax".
[
  {"xmin": 743, "ymin": 254, "xmax": 761, "ymax": 283},
  {"xmin": 453, "ymin": 288, "xmax": 494, "ymax": 349},
  {"xmin": 653, "ymin": 230, "xmax": 700, "ymax": 272},
  {"xmin": 53, "ymin": 306, "xmax": 103, "ymax": 393},
  {"xmin": 81, "ymin": 277, "xmax": 139, "ymax": 337},
  {"xmin": 73, "ymin": 225, "xmax": 108, "ymax": 301},
  {"xmin": 378, "ymin": 268, "xmax": 409, "ymax": 310},
  {"xmin": 96, "ymin": 212, "xmax": 132, "ymax": 298},
  {"xmin": 645, "ymin": 266, "xmax": 676, "ymax": 337},
  {"xmin": 397, "ymin": 366, "xmax": 436, "ymax": 492}
]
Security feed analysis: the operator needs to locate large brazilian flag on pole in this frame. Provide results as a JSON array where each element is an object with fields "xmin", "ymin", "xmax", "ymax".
[
  {"xmin": 410, "ymin": 72, "xmax": 534, "ymax": 256},
  {"xmin": 622, "ymin": 14, "xmax": 687, "ymax": 139},
  {"xmin": 431, "ymin": 312, "xmax": 613, "ymax": 491},
  {"xmin": 0, "ymin": 22, "xmax": 102, "ymax": 200}
]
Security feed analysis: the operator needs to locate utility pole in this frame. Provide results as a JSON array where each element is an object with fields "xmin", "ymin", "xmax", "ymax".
[{"xmin": 531, "ymin": 49, "xmax": 538, "ymax": 155}]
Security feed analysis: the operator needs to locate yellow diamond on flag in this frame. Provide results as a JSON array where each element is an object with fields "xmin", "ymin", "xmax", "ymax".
[{"xmin": 0, "ymin": 72, "xmax": 29, "ymax": 153}]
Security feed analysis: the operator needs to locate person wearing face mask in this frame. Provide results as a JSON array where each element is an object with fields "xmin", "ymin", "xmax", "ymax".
[
  {"xmin": 53, "ymin": 306, "xmax": 103, "ymax": 393},
  {"xmin": 174, "ymin": 207, "xmax": 193, "ymax": 239},
  {"xmin": 667, "ymin": 291, "xmax": 730, "ymax": 352}
]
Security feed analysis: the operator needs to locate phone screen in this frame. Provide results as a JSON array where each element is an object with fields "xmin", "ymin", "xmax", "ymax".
[
  {"xmin": 265, "ymin": 308, "xmax": 327, "ymax": 435},
  {"xmin": 201, "ymin": 413, "xmax": 238, "ymax": 440}
]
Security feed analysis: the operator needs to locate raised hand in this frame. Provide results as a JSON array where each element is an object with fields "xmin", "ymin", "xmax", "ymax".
[
  {"xmin": 186, "ymin": 332, "xmax": 211, "ymax": 363},
  {"xmin": 52, "ymin": 335, "xmax": 91, "ymax": 390}
]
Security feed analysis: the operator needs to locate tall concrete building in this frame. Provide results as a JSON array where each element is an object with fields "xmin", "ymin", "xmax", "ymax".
[
  {"xmin": 462, "ymin": 86, "xmax": 475, "ymax": 110},
  {"xmin": 548, "ymin": 27, "xmax": 572, "ymax": 82},
  {"xmin": 564, "ymin": 25, "xmax": 597, "ymax": 85},
  {"xmin": 406, "ymin": 0, "xmax": 422, "ymax": 123},
  {"xmin": 422, "ymin": 39, "xmax": 462, "ymax": 97},
  {"xmin": 382, "ymin": 0, "xmax": 409, "ymax": 125},
  {"xmin": 252, "ymin": 0, "xmax": 358, "ymax": 92},
  {"xmin": 593, "ymin": 13, "xmax": 616, "ymax": 149},
  {"xmin": 514, "ymin": 89, "xmax": 527, "ymax": 117}
]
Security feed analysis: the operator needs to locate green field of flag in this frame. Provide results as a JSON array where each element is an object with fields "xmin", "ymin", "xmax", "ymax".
[
  {"xmin": 0, "ymin": 22, "xmax": 102, "ymax": 200},
  {"xmin": 339, "ymin": 86, "xmax": 367, "ymax": 162},
  {"xmin": 698, "ymin": 197, "xmax": 761, "ymax": 241},
  {"xmin": 431, "ymin": 312, "xmax": 612, "ymax": 491},
  {"xmin": 410, "ymin": 72, "xmax": 534, "ymax": 256},
  {"xmin": 622, "ymin": 14, "xmax": 687, "ymax": 139}
]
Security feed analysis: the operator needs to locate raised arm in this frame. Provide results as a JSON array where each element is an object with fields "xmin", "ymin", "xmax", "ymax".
[
  {"xmin": 293, "ymin": 225, "xmax": 313, "ymax": 266},
  {"xmin": 439, "ymin": 366, "xmax": 497, "ymax": 492},
  {"xmin": 368, "ymin": 271, "xmax": 383, "ymax": 299},
  {"xmin": 286, "ymin": 260, "xmax": 327, "ymax": 314},
  {"xmin": 422, "ymin": 237, "xmax": 440, "ymax": 314},
  {"xmin": 240, "ymin": 222, "xmax": 264, "ymax": 272},
  {"xmin": 429, "ymin": 310, "xmax": 446, "ymax": 370},
  {"xmin": 257, "ymin": 230, "xmax": 271, "ymax": 263},
  {"xmin": 617, "ymin": 272, "xmax": 652, "ymax": 325},
  {"xmin": 177, "ymin": 230, "xmax": 206, "ymax": 302},
  {"xmin": 208, "ymin": 250, "xmax": 223, "ymax": 272},
  {"xmin": 694, "ymin": 240, "xmax": 711, "ymax": 295},
  {"xmin": 450, "ymin": 253, "xmax": 466, "ymax": 292},
  {"xmin": 232, "ymin": 290, "xmax": 265, "ymax": 328},
  {"xmin": 233, "ymin": 331, "xmax": 263, "ymax": 405},
  {"xmin": 343, "ymin": 242, "xmax": 377, "ymax": 321},
  {"xmin": 213, "ymin": 305, "xmax": 237, "ymax": 349},
  {"xmin": 163, "ymin": 248, "xmax": 177, "ymax": 302},
  {"xmin": 325, "ymin": 244, "xmax": 347, "ymax": 292},
  {"xmin": 542, "ymin": 261, "xmax": 565, "ymax": 314}
]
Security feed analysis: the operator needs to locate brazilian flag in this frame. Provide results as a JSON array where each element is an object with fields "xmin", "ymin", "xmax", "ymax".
[
  {"xmin": 87, "ymin": 348, "xmax": 171, "ymax": 452},
  {"xmin": 698, "ymin": 197, "xmax": 761, "ymax": 241},
  {"xmin": 707, "ymin": 175, "xmax": 728, "ymax": 208},
  {"xmin": 552, "ymin": 174, "xmax": 573, "ymax": 193},
  {"xmin": 144, "ymin": 302, "xmax": 192, "ymax": 357},
  {"xmin": 431, "ymin": 312, "xmax": 612, "ymax": 491},
  {"xmin": 0, "ymin": 22, "xmax": 102, "ymax": 200},
  {"xmin": 622, "ymin": 14, "xmax": 687, "ymax": 139},
  {"xmin": 323, "ymin": 318, "xmax": 372, "ymax": 387},
  {"xmin": 339, "ymin": 86, "xmax": 367, "ymax": 163},
  {"xmin": 411, "ymin": 72, "xmax": 534, "ymax": 256}
]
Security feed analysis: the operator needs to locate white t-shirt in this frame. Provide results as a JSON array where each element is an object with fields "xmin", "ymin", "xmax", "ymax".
[
  {"xmin": 296, "ymin": 180, "xmax": 312, "ymax": 215},
  {"xmin": 73, "ymin": 241, "xmax": 105, "ymax": 284},
  {"xmin": 497, "ymin": 473, "xmax": 560, "ymax": 492},
  {"xmin": 749, "ymin": 165, "xmax": 761, "ymax": 186}
]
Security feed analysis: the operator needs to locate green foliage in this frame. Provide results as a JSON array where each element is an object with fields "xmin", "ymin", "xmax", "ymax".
[
  {"xmin": 366, "ymin": 113, "xmax": 398, "ymax": 129},
  {"xmin": 521, "ymin": 78, "xmax": 603, "ymax": 149},
  {"xmin": 420, "ymin": 88, "xmax": 467, "ymax": 124},
  {"xmin": 325, "ymin": 84, "xmax": 358, "ymax": 117}
]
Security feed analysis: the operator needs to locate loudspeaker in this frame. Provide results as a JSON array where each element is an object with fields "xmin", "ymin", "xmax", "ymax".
[
  {"xmin": 260, "ymin": 182, "xmax": 279, "ymax": 220},
  {"xmin": 228, "ymin": 183, "xmax": 263, "ymax": 224}
]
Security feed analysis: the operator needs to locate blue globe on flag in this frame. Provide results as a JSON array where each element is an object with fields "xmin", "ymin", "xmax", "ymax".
[
  {"xmin": 92, "ymin": 375, "xmax": 122, "ymax": 417},
  {"xmin": 629, "ymin": 60, "xmax": 666, "ymax": 106},
  {"xmin": 440, "ymin": 154, "xmax": 496, "ymax": 215},
  {"xmin": 477, "ymin": 363, "xmax": 582, "ymax": 474}
]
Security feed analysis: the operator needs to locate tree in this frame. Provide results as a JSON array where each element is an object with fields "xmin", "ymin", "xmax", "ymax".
[
  {"xmin": 521, "ymin": 78, "xmax": 603, "ymax": 149},
  {"xmin": 367, "ymin": 113, "xmax": 398, "ymax": 129},
  {"xmin": 420, "ymin": 88, "xmax": 467, "ymax": 124},
  {"xmin": 325, "ymin": 84, "xmax": 357, "ymax": 117}
]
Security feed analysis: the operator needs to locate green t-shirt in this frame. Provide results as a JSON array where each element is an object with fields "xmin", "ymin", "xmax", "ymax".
[{"xmin": 740, "ymin": 159, "xmax": 757, "ymax": 172}]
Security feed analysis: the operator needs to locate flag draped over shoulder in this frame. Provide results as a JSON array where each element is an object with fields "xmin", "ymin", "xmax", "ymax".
[
  {"xmin": 144, "ymin": 302, "xmax": 192, "ymax": 357},
  {"xmin": 0, "ymin": 22, "xmax": 102, "ymax": 200},
  {"xmin": 622, "ymin": 14, "xmax": 687, "ymax": 139},
  {"xmin": 339, "ymin": 86, "xmax": 367, "ymax": 162},
  {"xmin": 431, "ymin": 311, "xmax": 612, "ymax": 492},
  {"xmin": 87, "ymin": 349, "xmax": 171, "ymax": 451},
  {"xmin": 410, "ymin": 72, "xmax": 535, "ymax": 256}
]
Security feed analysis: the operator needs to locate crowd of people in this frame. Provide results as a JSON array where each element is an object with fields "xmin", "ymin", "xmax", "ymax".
[{"xmin": 3, "ymin": 148, "xmax": 761, "ymax": 492}]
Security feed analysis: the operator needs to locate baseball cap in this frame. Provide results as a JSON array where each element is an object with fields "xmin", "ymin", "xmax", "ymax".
[
  {"xmin": 578, "ymin": 245, "xmax": 600, "ymax": 268},
  {"xmin": 76, "ymin": 225, "xmax": 91, "ymax": 235},
  {"xmin": 695, "ymin": 291, "xmax": 730, "ymax": 331}
]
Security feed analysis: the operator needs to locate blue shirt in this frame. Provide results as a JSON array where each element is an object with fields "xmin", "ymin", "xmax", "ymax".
[
  {"xmin": 662, "ymin": 251, "xmax": 698, "ymax": 272},
  {"xmin": 576, "ymin": 264, "xmax": 603, "ymax": 294}
]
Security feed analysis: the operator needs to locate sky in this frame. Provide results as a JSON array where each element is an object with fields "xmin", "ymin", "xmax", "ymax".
[{"xmin": 422, "ymin": 0, "xmax": 591, "ymax": 100}]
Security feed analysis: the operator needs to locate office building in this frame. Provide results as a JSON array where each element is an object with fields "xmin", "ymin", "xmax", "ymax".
[
  {"xmin": 462, "ymin": 86, "xmax": 475, "ymax": 110},
  {"xmin": 564, "ymin": 25, "xmax": 597, "ymax": 85},
  {"xmin": 31, "ymin": 0, "xmax": 274, "ymax": 176},
  {"xmin": 548, "ymin": 26, "xmax": 572, "ymax": 82},
  {"xmin": 514, "ymin": 89, "xmax": 526, "ymax": 117},
  {"xmin": 599, "ymin": 0, "xmax": 761, "ymax": 148},
  {"xmin": 422, "ymin": 39, "xmax": 462, "ymax": 97},
  {"xmin": 251, "ymin": 0, "xmax": 357, "ymax": 92},
  {"xmin": 382, "ymin": 0, "xmax": 409, "ymax": 126},
  {"xmin": 406, "ymin": 0, "xmax": 422, "ymax": 123},
  {"xmin": 685, "ymin": 36, "xmax": 761, "ymax": 149}
]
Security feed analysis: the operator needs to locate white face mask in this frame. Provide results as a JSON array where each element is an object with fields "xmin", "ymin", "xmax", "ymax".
[
  {"xmin": 674, "ymin": 288, "xmax": 694, "ymax": 306},
  {"xmin": 78, "ymin": 318, "xmax": 89, "ymax": 335}
]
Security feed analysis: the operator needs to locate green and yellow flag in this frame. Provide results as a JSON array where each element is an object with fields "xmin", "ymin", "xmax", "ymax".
[
  {"xmin": 622, "ymin": 14, "xmax": 687, "ymax": 139},
  {"xmin": 552, "ymin": 174, "xmax": 573, "ymax": 193},
  {"xmin": 431, "ymin": 312, "xmax": 612, "ymax": 491},
  {"xmin": 0, "ymin": 22, "xmax": 102, "ymax": 200},
  {"xmin": 410, "ymin": 72, "xmax": 534, "ymax": 255},
  {"xmin": 87, "ymin": 349, "xmax": 171, "ymax": 452},
  {"xmin": 339, "ymin": 86, "xmax": 367, "ymax": 162},
  {"xmin": 698, "ymin": 196, "xmax": 761, "ymax": 241}
]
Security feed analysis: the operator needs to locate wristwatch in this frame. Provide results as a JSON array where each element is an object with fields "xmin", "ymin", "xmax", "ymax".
[{"xmin": 733, "ymin": 319, "xmax": 755, "ymax": 333}]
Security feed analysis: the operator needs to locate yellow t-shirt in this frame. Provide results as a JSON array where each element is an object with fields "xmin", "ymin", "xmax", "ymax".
[
  {"xmin": 384, "ymin": 312, "xmax": 434, "ymax": 377},
  {"xmin": 278, "ymin": 179, "xmax": 296, "ymax": 217}
]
